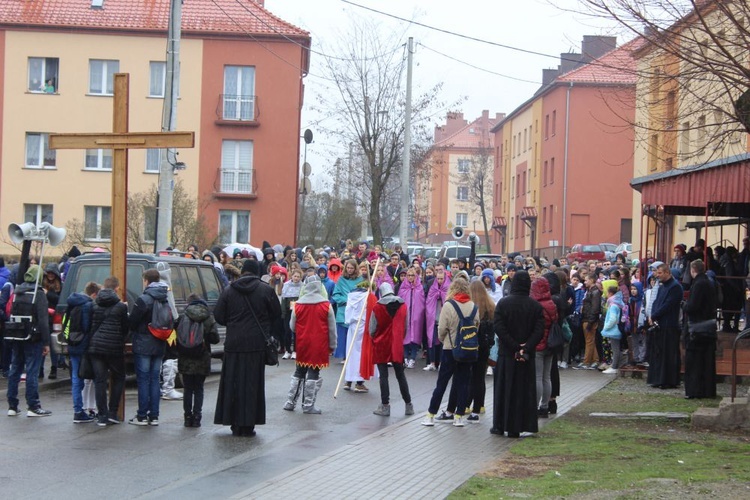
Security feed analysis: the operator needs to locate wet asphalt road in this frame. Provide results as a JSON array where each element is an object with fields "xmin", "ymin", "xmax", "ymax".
[{"xmin": 0, "ymin": 357, "xmax": 467, "ymax": 498}]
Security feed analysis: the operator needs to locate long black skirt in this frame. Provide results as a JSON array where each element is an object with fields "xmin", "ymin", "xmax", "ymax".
[
  {"xmin": 646, "ymin": 327, "xmax": 681, "ymax": 388},
  {"xmin": 492, "ymin": 354, "xmax": 538, "ymax": 435},
  {"xmin": 214, "ymin": 351, "xmax": 266, "ymax": 427},
  {"xmin": 684, "ymin": 337, "xmax": 716, "ymax": 398}
]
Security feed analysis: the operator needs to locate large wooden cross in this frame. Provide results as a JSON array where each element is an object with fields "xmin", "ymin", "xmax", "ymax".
[{"xmin": 49, "ymin": 73, "xmax": 194, "ymax": 297}]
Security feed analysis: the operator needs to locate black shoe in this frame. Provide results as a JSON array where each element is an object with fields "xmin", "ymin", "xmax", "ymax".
[
  {"xmin": 537, "ymin": 407, "xmax": 549, "ymax": 418},
  {"xmin": 48, "ymin": 368, "xmax": 57, "ymax": 380},
  {"xmin": 184, "ymin": 413, "xmax": 194, "ymax": 427},
  {"xmin": 548, "ymin": 400, "xmax": 557, "ymax": 415},
  {"xmin": 490, "ymin": 427, "xmax": 503, "ymax": 435},
  {"xmin": 507, "ymin": 432, "xmax": 520, "ymax": 438},
  {"xmin": 192, "ymin": 413, "xmax": 202, "ymax": 428}
]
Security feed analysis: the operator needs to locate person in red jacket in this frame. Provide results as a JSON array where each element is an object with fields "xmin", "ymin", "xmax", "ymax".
[
  {"xmin": 286, "ymin": 276, "xmax": 336, "ymax": 414},
  {"xmin": 369, "ymin": 282, "xmax": 414, "ymax": 417}
]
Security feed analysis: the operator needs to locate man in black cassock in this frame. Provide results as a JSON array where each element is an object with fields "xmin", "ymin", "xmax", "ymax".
[
  {"xmin": 491, "ymin": 270, "xmax": 544, "ymax": 438},
  {"xmin": 683, "ymin": 259, "xmax": 718, "ymax": 399},
  {"xmin": 647, "ymin": 263, "xmax": 683, "ymax": 389}
]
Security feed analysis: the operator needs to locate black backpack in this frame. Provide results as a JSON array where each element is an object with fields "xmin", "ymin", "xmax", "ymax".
[
  {"xmin": 176, "ymin": 316, "xmax": 205, "ymax": 358},
  {"xmin": 4, "ymin": 291, "xmax": 41, "ymax": 342},
  {"xmin": 62, "ymin": 303, "xmax": 87, "ymax": 346},
  {"xmin": 447, "ymin": 300, "xmax": 479, "ymax": 363}
]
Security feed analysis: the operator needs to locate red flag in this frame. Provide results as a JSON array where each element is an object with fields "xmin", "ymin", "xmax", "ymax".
[{"xmin": 359, "ymin": 292, "xmax": 378, "ymax": 380}]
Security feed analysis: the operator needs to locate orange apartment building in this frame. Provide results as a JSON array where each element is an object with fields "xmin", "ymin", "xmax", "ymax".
[
  {"xmin": 492, "ymin": 36, "xmax": 638, "ymax": 257},
  {"xmin": 0, "ymin": 0, "xmax": 309, "ymax": 254},
  {"xmin": 416, "ymin": 110, "xmax": 502, "ymax": 244}
]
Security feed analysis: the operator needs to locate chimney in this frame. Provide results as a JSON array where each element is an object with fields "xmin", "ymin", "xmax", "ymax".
[
  {"xmin": 542, "ymin": 68, "xmax": 559, "ymax": 85},
  {"xmin": 559, "ymin": 52, "xmax": 583, "ymax": 74},
  {"xmin": 255, "ymin": 0, "xmax": 265, "ymax": 6},
  {"xmin": 581, "ymin": 35, "xmax": 617, "ymax": 62},
  {"xmin": 495, "ymin": 113, "xmax": 506, "ymax": 122},
  {"xmin": 482, "ymin": 110, "xmax": 489, "ymax": 120}
]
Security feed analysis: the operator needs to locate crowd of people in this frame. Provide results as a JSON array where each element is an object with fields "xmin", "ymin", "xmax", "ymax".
[{"xmin": 1, "ymin": 235, "xmax": 747, "ymax": 438}]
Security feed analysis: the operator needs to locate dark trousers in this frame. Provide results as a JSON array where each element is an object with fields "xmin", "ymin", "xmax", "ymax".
[
  {"xmin": 89, "ymin": 354, "xmax": 125, "ymax": 419},
  {"xmin": 428, "ymin": 350, "xmax": 471, "ymax": 416},
  {"xmin": 183, "ymin": 374, "xmax": 207, "ymax": 415},
  {"xmin": 377, "ymin": 362, "xmax": 411, "ymax": 405},
  {"xmin": 447, "ymin": 351, "xmax": 489, "ymax": 414}
]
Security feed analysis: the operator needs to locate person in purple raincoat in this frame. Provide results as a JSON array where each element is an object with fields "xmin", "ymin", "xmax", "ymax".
[
  {"xmin": 397, "ymin": 268, "xmax": 425, "ymax": 370},
  {"xmin": 423, "ymin": 269, "xmax": 451, "ymax": 371}
]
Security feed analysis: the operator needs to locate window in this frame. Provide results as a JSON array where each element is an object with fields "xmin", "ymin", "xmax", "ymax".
[
  {"xmin": 697, "ymin": 115, "xmax": 707, "ymax": 148},
  {"xmin": 219, "ymin": 210, "xmax": 250, "ymax": 244},
  {"xmin": 457, "ymin": 159, "xmax": 470, "ymax": 174},
  {"xmin": 543, "ymin": 160, "xmax": 548, "ymax": 186},
  {"xmin": 144, "ymin": 206, "xmax": 157, "ymax": 242},
  {"xmin": 221, "ymin": 140, "xmax": 254, "ymax": 193},
  {"xmin": 25, "ymin": 133, "xmax": 56, "ymax": 168},
  {"xmin": 521, "ymin": 171, "xmax": 526, "ymax": 195},
  {"xmin": 511, "ymin": 176, "xmax": 515, "ymax": 199},
  {"xmin": 552, "ymin": 110, "xmax": 557, "ymax": 136},
  {"xmin": 223, "ymin": 65, "xmax": 256, "ymax": 120},
  {"xmin": 649, "ymin": 134, "xmax": 659, "ymax": 171},
  {"xmin": 665, "ymin": 91, "xmax": 676, "ymax": 129},
  {"xmin": 456, "ymin": 186, "xmax": 468, "ymax": 201},
  {"xmin": 28, "ymin": 57, "xmax": 59, "ymax": 93},
  {"xmin": 523, "ymin": 128, "xmax": 527, "ymax": 151},
  {"xmin": 680, "ymin": 122, "xmax": 690, "ymax": 156},
  {"xmin": 550, "ymin": 157, "xmax": 555, "ymax": 184},
  {"xmin": 527, "ymin": 168, "xmax": 531, "ymax": 193},
  {"xmin": 24, "ymin": 204, "xmax": 53, "ymax": 225},
  {"xmin": 545, "ymin": 114, "xmax": 549, "ymax": 139},
  {"xmin": 549, "ymin": 205, "xmax": 554, "ymax": 232},
  {"xmin": 512, "ymin": 136, "xmax": 516, "ymax": 157},
  {"xmin": 85, "ymin": 149, "xmax": 113, "ymax": 170},
  {"xmin": 149, "ymin": 62, "xmax": 166, "ymax": 97},
  {"xmin": 84, "ymin": 206, "xmax": 112, "ymax": 241},
  {"xmin": 146, "ymin": 148, "xmax": 162, "ymax": 173},
  {"xmin": 89, "ymin": 60, "xmax": 119, "ymax": 95},
  {"xmin": 455, "ymin": 212, "xmax": 468, "ymax": 227}
]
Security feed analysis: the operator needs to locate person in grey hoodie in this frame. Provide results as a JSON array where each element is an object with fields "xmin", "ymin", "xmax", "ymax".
[{"xmin": 128, "ymin": 269, "xmax": 170, "ymax": 426}]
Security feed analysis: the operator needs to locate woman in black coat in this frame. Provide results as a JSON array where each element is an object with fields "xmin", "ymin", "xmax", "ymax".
[
  {"xmin": 213, "ymin": 260, "xmax": 282, "ymax": 437},
  {"xmin": 492, "ymin": 270, "xmax": 544, "ymax": 438},
  {"xmin": 683, "ymin": 260, "xmax": 718, "ymax": 399}
]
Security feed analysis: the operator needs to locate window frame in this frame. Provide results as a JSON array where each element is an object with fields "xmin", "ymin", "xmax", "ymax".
[
  {"xmin": 85, "ymin": 148, "xmax": 114, "ymax": 171},
  {"xmin": 456, "ymin": 159, "xmax": 470, "ymax": 174},
  {"xmin": 220, "ymin": 140, "xmax": 254, "ymax": 194},
  {"xmin": 149, "ymin": 61, "xmax": 166, "ymax": 98},
  {"xmin": 24, "ymin": 203, "xmax": 54, "ymax": 226},
  {"xmin": 88, "ymin": 59, "xmax": 120, "ymax": 96},
  {"xmin": 456, "ymin": 185, "xmax": 469, "ymax": 201},
  {"xmin": 455, "ymin": 212, "xmax": 468, "ymax": 228},
  {"xmin": 28, "ymin": 57, "xmax": 59, "ymax": 93},
  {"xmin": 84, "ymin": 206, "xmax": 112, "ymax": 242},
  {"xmin": 25, "ymin": 132, "xmax": 56, "ymax": 169},
  {"xmin": 223, "ymin": 65, "xmax": 256, "ymax": 121},
  {"xmin": 218, "ymin": 210, "xmax": 250, "ymax": 244},
  {"xmin": 146, "ymin": 148, "xmax": 162, "ymax": 173}
]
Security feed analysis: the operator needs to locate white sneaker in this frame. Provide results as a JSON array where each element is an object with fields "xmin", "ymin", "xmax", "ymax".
[
  {"xmin": 559, "ymin": 361, "xmax": 568, "ymax": 369},
  {"xmin": 486, "ymin": 366, "xmax": 493, "ymax": 376},
  {"xmin": 282, "ymin": 352, "xmax": 290, "ymax": 360},
  {"xmin": 602, "ymin": 367, "xmax": 618, "ymax": 374},
  {"xmin": 421, "ymin": 414, "xmax": 435, "ymax": 426},
  {"xmin": 291, "ymin": 352, "xmax": 296, "ymax": 359},
  {"xmin": 161, "ymin": 390, "xmax": 183, "ymax": 400},
  {"xmin": 453, "ymin": 415, "xmax": 466, "ymax": 427},
  {"xmin": 423, "ymin": 364, "xmax": 436, "ymax": 371}
]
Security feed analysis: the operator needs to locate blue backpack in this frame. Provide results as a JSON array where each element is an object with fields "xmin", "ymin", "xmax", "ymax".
[{"xmin": 447, "ymin": 300, "xmax": 479, "ymax": 363}]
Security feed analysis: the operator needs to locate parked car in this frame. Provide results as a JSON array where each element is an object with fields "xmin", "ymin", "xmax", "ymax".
[
  {"xmin": 599, "ymin": 242, "xmax": 617, "ymax": 262},
  {"xmin": 437, "ymin": 245, "xmax": 472, "ymax": 261},
  {"xmin": 475, "ymin": 253, "xmax": 503, "ymax": 262},
  {"xmin": 53, "ymin": 252, "xmax": 227, "ymax": 359},
  {"xmin": 567, "ymin": 244, "xmax": 606, "ymax": 263},
  {"xmin": 417, "ymin": 246, "xmax": 441, "ymax": 261},
  {"xmin": 615, "ymin": 242, "xmax": 632, "ymax": 258}
]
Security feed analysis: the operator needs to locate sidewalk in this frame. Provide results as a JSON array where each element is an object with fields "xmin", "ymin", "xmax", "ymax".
[{"xmin": 232, "ymin": 369, "xmax": 613, "ymax": 500}]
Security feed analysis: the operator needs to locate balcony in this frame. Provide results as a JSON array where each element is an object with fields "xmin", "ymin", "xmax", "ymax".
[
  {"xmin": 215, "ymin": 168, "xmax": 257, "ymax": 200},
  {"xmin": 216, "ymin": 94, "xmax": 259, "ymax": 126}
]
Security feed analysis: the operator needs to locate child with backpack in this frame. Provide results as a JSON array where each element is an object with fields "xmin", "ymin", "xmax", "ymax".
[{"xmin": 177, "ymin": 293, "xmax": 219, "ymax": 427}]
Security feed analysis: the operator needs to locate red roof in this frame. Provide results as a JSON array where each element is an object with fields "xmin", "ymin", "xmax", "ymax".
[
  {"xmin": 556, "ymin": 37, "xmax": 645, "ymax": 85},
  {"xmin": 435, "ymin": 113, "xmax": 498, "ymax": 149},
  {"xmin": 0, "ymin": 0, "xmax": 309, "ymax": 37}
]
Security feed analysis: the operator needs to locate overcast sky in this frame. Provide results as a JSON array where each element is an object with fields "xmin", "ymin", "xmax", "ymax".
[{"xmin": 265, "ymin": 0, "xmax": 624, "ymax": 181}]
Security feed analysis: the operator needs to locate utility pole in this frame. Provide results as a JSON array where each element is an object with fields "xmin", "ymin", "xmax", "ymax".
[
  {"xmin": 399, "ymin": 37, "xmax": 414, "ymax": 249},
  {"xmin": 155, "ymin": 0, "xmax": 182, "ymax": 251}
]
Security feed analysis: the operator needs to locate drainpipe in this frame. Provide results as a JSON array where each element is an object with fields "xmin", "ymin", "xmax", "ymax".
[{"xmin": 562, "ymin": 82, "xmax": 573, "ymax": 255}]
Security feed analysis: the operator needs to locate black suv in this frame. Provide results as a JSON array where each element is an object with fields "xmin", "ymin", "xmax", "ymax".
[{"xmin": 54, "ymin": 252, "xmax": 226, "ymax": 358}]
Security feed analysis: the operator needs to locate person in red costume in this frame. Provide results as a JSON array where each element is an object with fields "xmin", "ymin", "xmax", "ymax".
[
  {"xmin": 369, "ymin": 282, "xmax": 414, "ymax": 417},
  {"xmin": 285, "ymin": 276, "xmax": 336, "ymax": 414}
]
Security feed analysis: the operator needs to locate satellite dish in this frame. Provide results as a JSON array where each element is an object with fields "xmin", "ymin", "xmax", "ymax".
[
  {"xmin": 303, "ymin": 129, "xmax": 314, "ymax": 144},
  {"xmin": 303, "ymin": 162, "xmax": 312, "ymax": 176},
  {"xmin": 300, "ymin": 177, "xmax": 312, "ymax": 195}
]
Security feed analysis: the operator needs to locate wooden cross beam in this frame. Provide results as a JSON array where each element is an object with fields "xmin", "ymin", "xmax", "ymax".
[{"xmin": 49, "ymin": 73, "xmax": 194, "ymax": 299}]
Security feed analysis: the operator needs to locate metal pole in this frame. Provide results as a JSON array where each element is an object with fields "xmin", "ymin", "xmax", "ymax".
[
  {"xmin": 399, "ymin": 37, "xmax": 414, "ymax": 249},
  {"xmin": 561, "ymin": 82, "xmax": 572, "ymax": 254},
  {"xmin": 156, "ymin": 0, "xmax": 182, "ymax": 251}
]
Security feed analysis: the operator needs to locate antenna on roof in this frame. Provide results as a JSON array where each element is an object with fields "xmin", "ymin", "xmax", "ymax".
[{"xmin": 91, "ymin": 0, "xmax": 104, "ymax": 9}]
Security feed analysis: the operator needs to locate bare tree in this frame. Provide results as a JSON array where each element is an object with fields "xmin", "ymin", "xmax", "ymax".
[
  {"xmin": 463, "ymin": 145, "xmax": 494, "ymax": 253},
  {"xmin": 317, "ymin": 17, "xmax": 446, "ymax": 246},
  {"xmin": 64, "ymin": 179, "xmax": 214, "ymax": 252},
  {"xmin": 297, "ymin": 191, "xmax": 362, "ymax": 247},
  {"xmin": 575, "ymin": 0, "xmax": 750, "ymax": 167}
]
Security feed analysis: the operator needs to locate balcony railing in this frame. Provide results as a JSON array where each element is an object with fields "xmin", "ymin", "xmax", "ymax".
[
  {"xmin": 218, "ymin": 94, "xmax": 258, "ymax": 122},
  {"xmin": 220, "ymin": 168, "xmax": 254, "ymax": 194}
]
